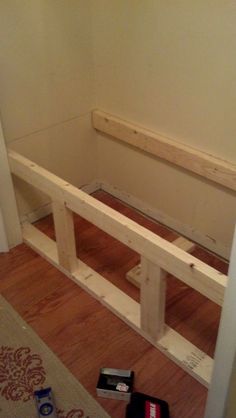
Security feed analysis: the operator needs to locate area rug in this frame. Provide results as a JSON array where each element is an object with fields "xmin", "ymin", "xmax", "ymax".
[{"xmin": 0, "ymin": 295, "xmax": 111, "ymax": 418}]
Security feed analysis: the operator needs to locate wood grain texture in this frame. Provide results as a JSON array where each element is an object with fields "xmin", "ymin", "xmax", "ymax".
[
  {"xmin": 8, "ymin": 149, "xmax": 228, "ymax": 306},
  {"xmin": 127, "ymin": 236, "xmax": 196, "ymax": 288},
  {"xmin": 93, "ymin": 110, "xmax": 236, "ymax": 192},
  {"xmin": 21, "ymin": 222, "xmax": 213, "ymax": 386},
  {"xmin": 140, "ymin": 257, "xmax": 166, "ymax": 340},
  {"xmin": 52, "ymin": 200, "xmax": 78, "ymax": 272},
  {"xmin": 0, "ymin": 191, "xmax": 228, "ymax": 418}
]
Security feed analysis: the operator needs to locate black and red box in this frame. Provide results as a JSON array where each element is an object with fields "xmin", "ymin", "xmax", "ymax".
[{"xmin": 126, "ymin": 392, "xmax": 170, "ymax": 418}]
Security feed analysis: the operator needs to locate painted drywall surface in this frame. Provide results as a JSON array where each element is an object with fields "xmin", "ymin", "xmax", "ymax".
[
  {"xmin": 1, "ymin": 0, "xmax": 235, "ymax": 253},
  {"xmin": 98, "ymin": 134, "xmax": 236, "ymax": 257},
  {"xmin": 0, "ymin": 1, "xmax": 94, "ymax": 140},
  {"xmin": 225, "ymin": 355, "xmax": 236, "ymax": 418},
  {"xmin": 204, "ymin": 228, "xmax": 236, "ymax": 418},
  {"xmin": 93, "ymin": 1, "xmax": 236, "ymax": 254},
  {"xmin": 10, "ymin": 114, "xmax": 96, "ymax": 219},
  {"xmin": 93, "ymin": 1, "xmax": 236, "ymax": 160},
  {"xmin": 0, "ymin": 1, "xmax": 96, "ymax": 218},
  {"xmin": 0, "ymin": 122, "xmax": 22, "ymax": 248}
]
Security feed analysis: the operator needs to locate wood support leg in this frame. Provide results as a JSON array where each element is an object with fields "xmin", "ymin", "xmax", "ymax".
[
  {"xmin": 52, "ymin": 201, "xmax": 78, "ymax": 273},
  {"xmin": 140, "ymin": 256, "xmax": 166, "ymax": 341},
  {"xmin": 127, "ymin": 237, "xmax": 196, "ymax": 289},
  {"xmin": 22, "ymin": 222, "xmax": 214, "ymax": 387}
]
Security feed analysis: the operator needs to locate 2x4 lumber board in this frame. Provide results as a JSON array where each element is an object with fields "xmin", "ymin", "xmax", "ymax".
[
  {"xmin": 127, "ymin": 264, "xmax": 142, "ymax": 288},
  {"xmin": 52, "ymin": 200, "xmax": 78, "ymax": 273},
  {"xmin": 127, "ymin": 236, "xmax": 196, "ymax": 289},
  {"xmin": 22, "ymin": 222, "xmax": 140, "ymax": 330},
  {"xmin": 8, "ymin": 150, "xmax": 227, "ymax": 306},
  {"xmin": 140, "ymin": 257, "xmax": 166, "ymax": 341},
  {"xmin": 22, "ymin": 222, "xmax": 213, "ymax": 387},
  {"xmin": 92, "ymin": 110, "xmax": 236, "ymax": 193}
]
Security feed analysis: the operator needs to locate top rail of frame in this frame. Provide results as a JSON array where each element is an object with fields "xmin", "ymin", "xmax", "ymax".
[
  {"xmin": 93, "ymin": 110, "xmax": 236, "ymax": 193},
  {"xmin": 8, "ymin": 149, "xmax": 227, "ymax": 306}
]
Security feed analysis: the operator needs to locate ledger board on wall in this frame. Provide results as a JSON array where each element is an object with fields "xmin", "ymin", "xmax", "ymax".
[
  {"xmin": 92, "ymin": 1, "xmax": 236, "ymax": 261},
  {"xmin": 93, "ymin": 110, "xmax": 236, "ymax": 260}
]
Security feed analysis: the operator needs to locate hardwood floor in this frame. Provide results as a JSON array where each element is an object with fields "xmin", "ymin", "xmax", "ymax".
[{"xmin": 0, "ymin": 191, "xmax": 228, "ymax": 418}]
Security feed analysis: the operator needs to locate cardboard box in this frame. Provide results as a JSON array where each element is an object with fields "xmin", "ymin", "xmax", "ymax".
[{"xmin": 96, "ymin": 368, "xmax": 134, "ymax": 401}]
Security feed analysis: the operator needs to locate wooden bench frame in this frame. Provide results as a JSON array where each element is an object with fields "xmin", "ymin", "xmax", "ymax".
[{"xmin": 8, "ymin": 148, "xmax": 228, "ymax": 388}]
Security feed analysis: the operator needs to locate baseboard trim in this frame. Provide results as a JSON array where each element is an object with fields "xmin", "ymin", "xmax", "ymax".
[
  {"xmin": 99, "ymin": 181, "xmax": 230, "ymax": 260},
  {"xmin": 20, "ymin": 202, "xmax": 52, "ymax": 225},
  {"xmin": 80, "ymin": 180, "xmax": 102, "ymax": 195},
  {"xmin": 19, "ymin": 181, "xmax": 101, "ymax": 225},
  {"xmin": 19, "ymin": 178, "xmax": 230, "ymax": 260}
]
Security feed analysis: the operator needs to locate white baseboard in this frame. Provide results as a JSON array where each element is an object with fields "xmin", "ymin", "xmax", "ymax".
[
  {"xmin": 19, "ymin": 181, "xmax": 101, "ymax": 225},
  {"xmin": 99, "ymin": 181, "xmax": 230, "ymax": 260},
  {"xmin": 20, "ymin": 202, "xmax": 52, "ymax": 225},
  {"xmin": 19, "ymin": 178, "xmax": 230, "ymax": 260},
  {"xmin": 79, "ymin": 180, "xmax": 102, "ymax": 195}
]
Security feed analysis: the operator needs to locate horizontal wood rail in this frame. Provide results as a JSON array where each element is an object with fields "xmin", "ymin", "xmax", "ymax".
[
  {"xmin": 92, "ymin": 110, "xmax": 236, "ymax": 192},
  {"xmin": 8, "ymin": 149, "xmax": 228, "ymax": 387},
  {"xmin": 8, "ymin": 149, "xmax": 227, "ymax": 306},
  {"xmin": 22, "ymin": 222, "xmax": 214, "ymax": 387},
  {"xmin": 127, "ymin": 236, "xmax": 196, "ymax": 288}
]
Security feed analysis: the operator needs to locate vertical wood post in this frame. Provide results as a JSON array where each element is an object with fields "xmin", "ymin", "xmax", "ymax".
[
  {"xmin": 140, "ymin": 256, "xmax": 166, "ymax": 341},
  {"xmin": 52, "ymin": 200, "xmax": 78, "ymax": 273}
]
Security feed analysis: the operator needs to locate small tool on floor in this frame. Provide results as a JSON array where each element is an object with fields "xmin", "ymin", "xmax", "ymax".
[
  {"xmin": 126, "ymin": 392, "xmax": 170, "ymax": 418},
  {"xmin": 34, "ymin": 387, "xmax": 58, "ymax": 417}
]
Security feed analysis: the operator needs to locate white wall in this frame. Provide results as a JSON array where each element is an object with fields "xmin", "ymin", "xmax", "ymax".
[
  {"xmin": 93, "ymin": 1, "xmax": 236, "ymax": 159},
  {"xmin": 0, "ymin": 1, "xmax": 97, "ymax": 219},
  {"xmin": 226, "ymin": 355, "xmax": 236, "ymax": 418},
  {"xmin": 92, "ymin": 1, "xmax": 236, "ymax": 257},
  {"xmin": 1, "ymin": 1, "xmax": 235, "ymax": 255},
  {"xmin": 0, "ymin": 119, "xmax": 21, "ymax": 248},
  {"xmin": 204, "ymin": 227, "xmax": 236, "ymax": 418}
]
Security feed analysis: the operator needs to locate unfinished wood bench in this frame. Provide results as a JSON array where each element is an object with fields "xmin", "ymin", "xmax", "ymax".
[{"xmin": 8, "ymin": 147, "xmax": 228, "ymax": 388}]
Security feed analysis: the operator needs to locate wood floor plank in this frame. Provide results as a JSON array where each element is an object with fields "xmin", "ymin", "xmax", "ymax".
[{"xmin": 0, "ymin": 190, "xmax": 228, "ymax": 418}]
